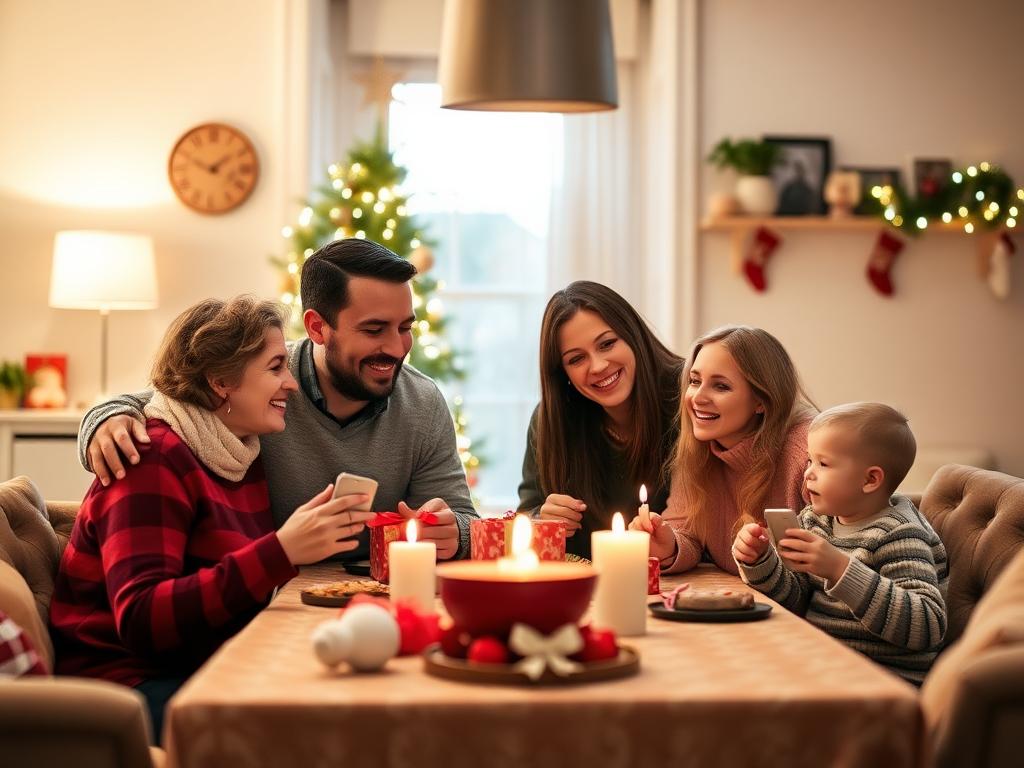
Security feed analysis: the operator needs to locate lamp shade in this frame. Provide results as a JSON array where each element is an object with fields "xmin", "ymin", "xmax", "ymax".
[
  {"xmin": 49, "ymin": 231, "xmax": 158, "ymax": 311},
  {"xmin": 439, "ymin": 0, "xmax": 618, "ymax": 113}
]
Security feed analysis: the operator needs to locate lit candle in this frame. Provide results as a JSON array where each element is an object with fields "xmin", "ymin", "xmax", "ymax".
[
  {"xmin": 498, "ymin": 514, "xmax": 540, "ymax": 574},
  {"xmin": 638, "ymin": 484, "xmax": 650, "ymax": 525},
  {"xmin": 591, "ymin": 512, "xmax": 649, "ymax": 636},
  {"xmin": 389, "ymin": 519, "xmax": 436, "ymax": 612}
]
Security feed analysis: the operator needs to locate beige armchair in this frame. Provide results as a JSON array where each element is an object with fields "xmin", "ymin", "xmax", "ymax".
[
  {"xmin": 0, "ymin": 476, "xmax": 163, "ymax": 768},
  {"xmin": 919, "ymin": 465, "xmax": 1024, "ymax": 768}
]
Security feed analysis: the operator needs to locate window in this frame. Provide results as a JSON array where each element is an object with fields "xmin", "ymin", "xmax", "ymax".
[{"xmin": 389, "ymin": 83, "xmax": 563, "ymax": 511}]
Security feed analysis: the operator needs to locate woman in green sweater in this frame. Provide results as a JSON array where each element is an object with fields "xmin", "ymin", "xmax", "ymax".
[{"xmin": 517, "ymin": 281, "xmax": 685, "ymax": 558}]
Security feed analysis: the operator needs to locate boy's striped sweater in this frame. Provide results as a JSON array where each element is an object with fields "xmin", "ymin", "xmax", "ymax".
[{"xmin": 737, "ymin": 494, "xmax": 947, "ymax": 684}]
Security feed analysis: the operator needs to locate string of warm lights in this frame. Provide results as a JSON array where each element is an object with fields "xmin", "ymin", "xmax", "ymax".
[{"xmin": 868, "ymin": 162, "xmax": 1022, "ymax": 235}]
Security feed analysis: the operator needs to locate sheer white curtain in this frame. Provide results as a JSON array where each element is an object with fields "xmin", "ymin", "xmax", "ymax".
[{"xmin": 546, "ymin": 0, "xmax": 689, "ymax": 350}]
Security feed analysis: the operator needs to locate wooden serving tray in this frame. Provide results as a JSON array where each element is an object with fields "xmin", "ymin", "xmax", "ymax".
[
  {"xmin": 423, "ymin": 645, "xmax": 639, "ymax": 686},
  {"xmin": 300, "ymin": 581, "xmax": 389, "ymax": 608}
]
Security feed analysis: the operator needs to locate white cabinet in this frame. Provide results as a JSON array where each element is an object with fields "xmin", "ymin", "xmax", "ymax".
[{"xmin": 0, "ymin": 410, "xmax": 93, "ymax": 501}]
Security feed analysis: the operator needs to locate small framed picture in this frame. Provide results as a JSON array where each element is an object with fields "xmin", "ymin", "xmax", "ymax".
[
  {"xmin": 24, "ymin": 354, "xmax": 68, "ymax": 409},
  {"xmin": 764, "ymin": 135, "xmax": 833, "ymax": 216},
  {"xmin": 913, "ymin": 158, "xmax": 952, "ymax": 199},
  {"xmin": 843, "ymin": 167, "xmax": 902, "ymax": 215}
]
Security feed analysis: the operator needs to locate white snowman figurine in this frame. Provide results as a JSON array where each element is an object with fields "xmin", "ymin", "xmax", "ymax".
[{"xmin": 311, "ymin": 602, "xmax": 400, "ymax": 672}]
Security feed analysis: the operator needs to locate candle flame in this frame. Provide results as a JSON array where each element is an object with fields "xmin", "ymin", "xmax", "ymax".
[
  {"xmin": 406, "ymin": 518, "xmax": 418, "ymax": 543},
  {"xmin": 639, "ymin": 484, "xmax": 648, "ymax": 504},
  {"xmin": 510, "ymin": 513, "xmax": 533, "ymax": 557},
  {"xmin": 612, "ymin": 512, "xmax": 625, "ymax": 533}
]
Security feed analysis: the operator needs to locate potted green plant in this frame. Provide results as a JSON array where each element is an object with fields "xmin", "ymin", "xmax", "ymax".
[
  {"xmin": 0, "ymin": 360, "xmax": 28, "ymax": 409},
  {"xmin": 708, "ymin": 138, "xmax": 782, "ymax": 215}
]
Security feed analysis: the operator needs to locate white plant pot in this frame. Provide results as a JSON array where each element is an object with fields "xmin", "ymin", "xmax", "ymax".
[{"xmin": 735, "ymin": 175, "xmax": 778, "ymax": 216}]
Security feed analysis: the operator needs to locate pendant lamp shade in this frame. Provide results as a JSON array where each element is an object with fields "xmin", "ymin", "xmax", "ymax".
[{"xmin": 439, "ymin": 0, "xmax": 618, "ymax": 113}]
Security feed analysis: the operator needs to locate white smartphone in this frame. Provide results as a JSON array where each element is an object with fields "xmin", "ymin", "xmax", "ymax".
[
  {"xmin": 763, "ymin": 508, "xmax": 801, "ymax": 550},
  {"xmin": 332, "ymin": 472, "xmax": 378, "ymax": 511}
]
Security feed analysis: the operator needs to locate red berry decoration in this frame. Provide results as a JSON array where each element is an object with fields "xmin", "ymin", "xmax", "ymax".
[
  {"xmin": 467, "ymin": 636, "xmax": 509, "ymax": 665},
  {"xmin": 579, "ymin": 627, "xmax": 618, "ymax": 662},
  {"xmin": 440, "ymin": 624, "xmax": 472, "ymax": 659}
]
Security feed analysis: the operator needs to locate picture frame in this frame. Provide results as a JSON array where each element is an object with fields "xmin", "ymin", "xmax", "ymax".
[
  {"xmin": 763, "ymin": 135, "xmax": 832, "ymax": 216},
  {"xmin": 842, "ymin": 166, "xmax": 902, "ymax": 216},
  {"xmin": 913, "ymin": 158, "xmax": 952, "ymax": 200},
  {"xmin": 24, "ymin": 353, "xmax": 68, "ymax": 409}
]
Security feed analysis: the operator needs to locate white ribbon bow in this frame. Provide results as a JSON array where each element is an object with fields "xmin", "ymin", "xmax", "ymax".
[{"xmin": 508, "ymin": 623, "xmax": 584, "ymax": 681}]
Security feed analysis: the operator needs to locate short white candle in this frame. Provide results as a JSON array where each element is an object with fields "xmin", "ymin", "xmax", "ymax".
[
  {"xmin": 591, "ymin": 512, "xmax": 650, "ymax": 636},
  {"xmin": 498, "ymin": 513, "xmax": 540, "ymax": 574},
  {"xmin": 389, "ymin": 519, "xmax": 436, "ymax": 612},
  {"xmin": 638, "ymin": 484, "xmax": 650, "ymax": 525}
]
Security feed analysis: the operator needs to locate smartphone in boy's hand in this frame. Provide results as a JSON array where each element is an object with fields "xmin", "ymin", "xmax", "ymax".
[{"xmin": 763, "ymin": 508, "xmax": 801, "ymax": 551}]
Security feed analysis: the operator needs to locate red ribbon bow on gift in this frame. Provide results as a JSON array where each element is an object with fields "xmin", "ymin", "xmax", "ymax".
[{"xmin": 366, "ymin": 510, "xmax": 441, "ymax": 528}]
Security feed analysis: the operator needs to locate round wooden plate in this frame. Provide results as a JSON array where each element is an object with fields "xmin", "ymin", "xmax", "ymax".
[
  {"xmin": 300, "ymin": 582, "xmax": 389, "ymax": 608},
  {"xmin": 648, "ymin": 601, "xmax": 772, "ymax": 623},
  {"xmin": 423, "ymin": 644, "xmax": 639, "ymax": 686}
]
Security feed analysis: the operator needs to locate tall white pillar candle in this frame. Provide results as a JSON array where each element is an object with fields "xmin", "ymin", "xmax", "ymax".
[
  {"xmin": 591, "ymin": 512, "xmax": 649, "ymax": 636},
  {"xmin": 389, "ymin": 519, "xmax": 436, "ymax": 612}
]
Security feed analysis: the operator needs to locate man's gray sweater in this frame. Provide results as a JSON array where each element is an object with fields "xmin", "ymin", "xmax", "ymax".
[{"xmin": 78, "ymin": 339, "xmax": 478, "ymax": 560}]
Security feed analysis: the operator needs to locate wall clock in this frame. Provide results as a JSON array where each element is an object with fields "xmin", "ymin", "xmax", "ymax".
[{"xmin": 168, "ymin": 122, "xmax": 259, "ymax": 214}]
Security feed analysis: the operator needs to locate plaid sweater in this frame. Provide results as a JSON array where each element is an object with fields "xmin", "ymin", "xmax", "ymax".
[
  {"xmin": 737, "ymin": 495, "xmax": 948, "ymax": 684},
  {"xmin": 50, "ymin": 419, "xmax": 297, "ymax": 686}
]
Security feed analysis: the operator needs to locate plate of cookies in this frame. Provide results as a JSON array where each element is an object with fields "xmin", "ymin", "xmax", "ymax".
[
  {"xmin": 648, "ymin": 583, "xmax": 772, "ymax": 623},
  {"xmin": 300, "ymin": 579, "xmax": 389, "ymax": 608}
]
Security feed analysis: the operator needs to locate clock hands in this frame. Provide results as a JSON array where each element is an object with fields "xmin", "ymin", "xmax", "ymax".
[
  {"xmin": 209, "ymin": 153, "xmax": 233, "ymax": 174},
  {"xmin": 182, "ymin": 153, "xmax": 214, "ymax": 174}
]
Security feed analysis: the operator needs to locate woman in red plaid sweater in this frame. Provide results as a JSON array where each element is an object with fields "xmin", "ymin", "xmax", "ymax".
[{"xmin": 50, "ymin": 296, "xmax": 375, "ymax": 744}]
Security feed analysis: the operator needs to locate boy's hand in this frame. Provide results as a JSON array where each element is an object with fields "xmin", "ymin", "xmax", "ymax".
[
  {"xmin": 732, "ymin": 522, "xmax": 770, "ymax": 564},
  {"xmin": 778, "ymin": 529, "xmax": 851, "ymax": 583}
]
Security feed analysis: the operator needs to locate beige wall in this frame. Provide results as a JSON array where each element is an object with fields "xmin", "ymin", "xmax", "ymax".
[
  {"xmin": 697, "ymin": 0, "xmax": 1024, "ymax": 476},
  {"xmin": 0, "ymin": 0, "xmax": 305, "ymax": 406}
]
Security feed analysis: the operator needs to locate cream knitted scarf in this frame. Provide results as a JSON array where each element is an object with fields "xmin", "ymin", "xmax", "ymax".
[{"xmin": 144, "ymin": 391, "xmax": 261, "ymax": 481}]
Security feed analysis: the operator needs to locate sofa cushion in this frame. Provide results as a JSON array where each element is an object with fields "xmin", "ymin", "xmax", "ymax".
[
  {"xmin": 920, "ymin": 464, "xmax": 1024, "ymax": 644},
  {"xmin": 0, "ymin": 477, "xmax": 61, "ymax": 631},
  {"xmin": 921, "ymin": 547, "xmax": 1024, "ymax": 768}
]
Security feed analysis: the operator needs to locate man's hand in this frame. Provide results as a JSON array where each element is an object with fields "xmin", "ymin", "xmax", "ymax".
[
  {"xmin": 732, "ymin": 522, "xmax": 770, "ymax": 565},
  {"xmin": 538, "ymin": 493, "xmax": 585, "ymax": 537},
  {"xmin": 398, "ymin": 499, "xmax": 459, "ymax": 561},
  {"xmin": 88, "ymin": 415, "xmax": 151, "ymax": 486},
  {"xmin": 628, "ymin": 512, "xmax": 677, "ymax": 563},
  {"xmin": 277, "ymin": 485, "xmax": 376, "ymax": 565},
  {"xmin": 778, "ymin": 529, "xmax": 851, "ymax": 584}
]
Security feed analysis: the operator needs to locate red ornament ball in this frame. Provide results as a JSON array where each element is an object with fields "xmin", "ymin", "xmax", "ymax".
[
  {"xmin": 577, "ymin": 625, "xmax": 618, "ymax": 662},
  {"xmin": 440, "ymin": 624, "xmax": 473, "ymax": 659},
  {"xmin": 467, "ymin": 636, "xmax": 509, "ymax": 665}
]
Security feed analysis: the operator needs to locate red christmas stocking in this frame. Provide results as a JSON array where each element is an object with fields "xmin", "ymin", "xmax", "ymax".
[
  {"xmin": 866, "ymin": 231, "xmax": 904, "ymax": 297},
  {"xmin": 744, "ymin": 227, "xmax": 781, "ymax": 292}
]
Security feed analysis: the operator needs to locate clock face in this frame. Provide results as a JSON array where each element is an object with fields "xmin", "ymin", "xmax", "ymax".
[{"xmin": 167, "ymin": 122, "xmax": 259, "ymax": 214}]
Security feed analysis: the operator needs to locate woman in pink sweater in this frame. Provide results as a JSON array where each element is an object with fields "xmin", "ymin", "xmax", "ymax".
[{"xmin": 631, "ymin": 325, "xmax": 816, "ymax": 575}]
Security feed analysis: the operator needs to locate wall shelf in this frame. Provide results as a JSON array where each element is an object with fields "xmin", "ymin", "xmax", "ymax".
[{"xmin": 700, "ymin": 216, "xmax": 1009, "ymax": 278}]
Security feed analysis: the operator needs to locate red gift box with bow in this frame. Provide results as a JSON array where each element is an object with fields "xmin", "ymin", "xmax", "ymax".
[
  {"xmin": 367, "ymin": 510, "xmax": 439, "ymax": 584},
  {"xmin": 470, "ymin": 512, "xmax": 566, "ymax": 561}
]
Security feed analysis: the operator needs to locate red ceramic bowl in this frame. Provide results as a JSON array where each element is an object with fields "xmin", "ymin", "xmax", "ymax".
[{"xmin": 436, "ymin": 561, "xmax": 596, "ymax": 637}]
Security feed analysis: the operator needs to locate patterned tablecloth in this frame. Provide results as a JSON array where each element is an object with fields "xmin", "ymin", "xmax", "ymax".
[{"xmin": 165, "ymin": 563, "xmax": 923, "ymax": 768}]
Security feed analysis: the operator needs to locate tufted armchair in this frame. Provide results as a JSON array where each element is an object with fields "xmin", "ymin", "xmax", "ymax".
[
  {"xmin": 918, "ymin": 465, "xmax": 1024, "ymax": 768},
  {"xmin": 0, "ymin": 476, "xmax": 163, "ymax": 768}
]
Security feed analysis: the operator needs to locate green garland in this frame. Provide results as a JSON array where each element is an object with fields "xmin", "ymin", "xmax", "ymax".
[{"xmin": 863, "ymin": 162, "xmax": 1023, "ymax": 236}]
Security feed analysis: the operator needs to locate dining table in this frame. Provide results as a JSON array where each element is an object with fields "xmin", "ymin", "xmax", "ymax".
[{"xmin": 164, "ymin": 562, "xmax": 924, "ymax": 768}]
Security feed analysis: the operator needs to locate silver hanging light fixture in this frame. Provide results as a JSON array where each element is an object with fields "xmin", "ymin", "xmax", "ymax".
[{"xmin": 439, "ymin": 0, "xmax": 618, "ymax": 113}]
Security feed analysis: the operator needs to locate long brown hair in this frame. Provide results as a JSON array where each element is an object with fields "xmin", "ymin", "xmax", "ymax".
[
  {"xmin": 536, "ymin": 282, "xmax": 684, "ymax": 521},
  {"xmin": 672, "ymin": 325, "xmax": 816, "ymax": 539}
]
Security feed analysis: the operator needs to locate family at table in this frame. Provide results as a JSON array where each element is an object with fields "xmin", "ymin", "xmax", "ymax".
[{"xmin": 46, "ymin": 237, "xmax": 948, "ymax": 744}]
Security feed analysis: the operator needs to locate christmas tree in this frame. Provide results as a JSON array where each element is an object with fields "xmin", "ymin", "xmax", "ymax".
[{"xmin": 270, "ymin": 127, "xmax": 482, "ymax": 486}]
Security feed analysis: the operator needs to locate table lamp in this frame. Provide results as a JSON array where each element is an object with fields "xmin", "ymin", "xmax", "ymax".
[{"xmin": 49, "ymin": 231, "xmax": 158, "ymax": 400}]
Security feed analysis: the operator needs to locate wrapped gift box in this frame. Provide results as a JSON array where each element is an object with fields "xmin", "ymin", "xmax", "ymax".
[
  {"xmin": 648, "ymin": 556, "xmax": 661, "ymax": 595},
  {"xmin": 370, "ymin": 521, "xmax": 404, "ymax": 584},
  {"xmin": 471, "ymin": 515, "xmax": 566, "ymax": 561}
]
